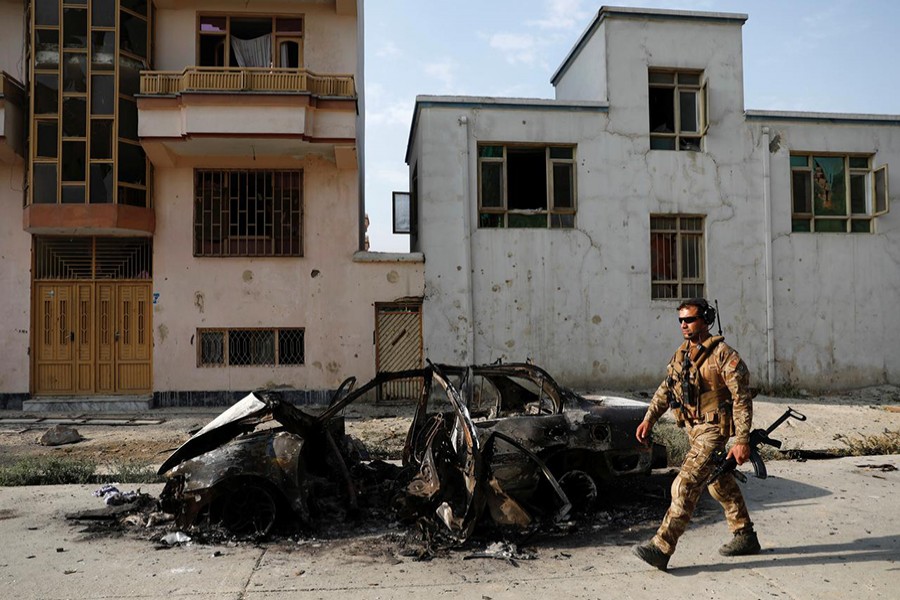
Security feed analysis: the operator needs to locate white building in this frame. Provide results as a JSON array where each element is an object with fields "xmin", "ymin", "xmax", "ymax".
[{"xmin": 405, "ymin": 6, "xmax": 897, "ymax": 390}]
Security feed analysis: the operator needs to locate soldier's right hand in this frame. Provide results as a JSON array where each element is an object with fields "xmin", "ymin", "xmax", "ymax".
[{"xmin": 635, "ymin": 420, "xmax": 652, "ymax": 445}]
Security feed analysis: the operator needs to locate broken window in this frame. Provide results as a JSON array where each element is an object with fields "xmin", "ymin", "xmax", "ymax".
[
  {"xmin": 198, "ymin": 15, "xmax": 303, "ymax": 68},
  {"xmin": 194, "ymin": 170, "xmax": 303, "ymax": 257},
  {"xmin": 197, "ymin": 328, "xmax": 304, "ymax": 367},
  {"xmin": 478, "ymin": 144, "xmax": 576, "ymax": 229},
  {"xmin": 650, "ymin": 215, "xmax": 705, "ymax": 300},
  {"xmin": 790, "ymin": 154, "xmax": 890, "ymax": 233},
  {"xmin": 648, "ymin": 69, "xmax": 708, "ymax": 152}
]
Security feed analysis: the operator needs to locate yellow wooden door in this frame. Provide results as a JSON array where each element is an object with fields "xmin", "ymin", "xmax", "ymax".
[
  {"xmin": 34, "ymin": 283, "xmax": 76, "ymax": 394},
  {"xmin": 375, "ymin": 302, "xmax": 423, "ymax": 401},
  {"xmin": 35, "ymin": 281, "xmax": 152, "ymax": 395},
  {"xmin": 115, "ymin": 283, "xmax": 152, "ymax": 393}
]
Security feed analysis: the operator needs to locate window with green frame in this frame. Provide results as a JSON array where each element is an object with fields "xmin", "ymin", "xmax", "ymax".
[
  {"xmin": 478, "ymin": 144, "xmax": 576, "ymax": 229},
  {"xmin": 790, "ymin": 154, "xmax": 889, "ymax": 233}
]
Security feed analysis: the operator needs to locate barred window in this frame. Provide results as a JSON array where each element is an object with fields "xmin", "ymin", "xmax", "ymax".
[
  {"xmin": 649, "ymin": 69, "xmax": 708, "ymax": 152},
  {"xmin": 194, "ymin": 170, "xmax": 303, "ymax": 257},
  {"xmin": 650, "ymin": 215, "xmax": 705, "ymax": 300},
  {"xmin": 198, "ymin": 328, "xmax": 304, "ymax": 367}
]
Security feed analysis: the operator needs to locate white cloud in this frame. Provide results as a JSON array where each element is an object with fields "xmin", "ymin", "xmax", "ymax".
[
  {"xmin": 424, "ymin": 59, "xmax": 457, "ymax": 92},
  {"xmin": 376, "ymin": 41, "xmax": 401, "ymax": 59},
  {"xmin": 488, "ymin": 32, "xmax": 538, "ymax": 65},
  {"xmin": 528, "ymin": 0, "xmax": 591, "ymax": 31}
]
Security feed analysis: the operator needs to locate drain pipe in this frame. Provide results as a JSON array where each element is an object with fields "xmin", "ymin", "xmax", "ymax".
[
  {"xmin": 762, "ymin": 126, "xmax": 776, "ymax": 388},
  {"xmin": 459, "ymin": 114, "xmax": 476, "ymax": 364}
]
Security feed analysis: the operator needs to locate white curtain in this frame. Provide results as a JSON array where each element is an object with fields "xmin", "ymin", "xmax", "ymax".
[{"xmin": 231, "ymin": 34, "xmax": 271, "ymax": 67}]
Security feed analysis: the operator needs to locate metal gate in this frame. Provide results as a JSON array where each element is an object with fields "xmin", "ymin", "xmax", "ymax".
[
  {"xmin": 375, "ymin": 302, "xmax": 423, "ymax": 402},
  {"xmin": 32, "ymin": 238, "xmax": 152, "ymax": 395}
]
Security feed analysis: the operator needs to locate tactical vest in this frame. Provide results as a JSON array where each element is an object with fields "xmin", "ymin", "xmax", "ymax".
[{"xmin": 666, "ymin": 335, "xmax": 735, "ymax": 436}]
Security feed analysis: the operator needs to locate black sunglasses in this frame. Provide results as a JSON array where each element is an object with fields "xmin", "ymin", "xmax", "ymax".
[{"xmin": 678, "ymin": 316, "xmax": 701, "ymax": 324}]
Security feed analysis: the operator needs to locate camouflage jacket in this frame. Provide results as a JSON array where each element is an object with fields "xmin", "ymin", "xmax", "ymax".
[{"xmin": 644, "ymin": 337, "xmax": 753, "ymax": 444}]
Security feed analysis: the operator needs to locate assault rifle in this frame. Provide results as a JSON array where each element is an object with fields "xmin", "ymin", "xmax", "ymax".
[{"xmin": 707, "ymin": 407, "xmax": 807, "ymax": 484}]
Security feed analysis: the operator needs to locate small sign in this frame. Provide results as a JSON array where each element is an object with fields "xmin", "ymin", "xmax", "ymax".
[{"xmin": 153, "ymin": 292, "xmax": 160, "ymax": 305}]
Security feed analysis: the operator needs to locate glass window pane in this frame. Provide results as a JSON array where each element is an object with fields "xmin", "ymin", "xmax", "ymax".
[
  {"xmin": 33, "ymin": 163, "xmax": 58, "ymax": 204},
  {"xmin": 507, "ymin": 213, "xmax": 546, "ymax": 228},
  {"xmin": 35, "ymin": 74, "xmax": 59, "ymax": 114},
  {"xmin": 648, "ymin": 71, "xmax": 674, "ymax": 84},
  {"xmin": 812, "ymin": 156, "xmax": 846, "ymax": 216},
  {"xmin": 120, "ymin": 12, "xmax": 147, "ymax": 58},
  {"xmin": 480, "ymin": 162, "xmax": 503, "ymax": 208},
  {"xmin": 814, "ymin": 219, "xmax": 846, "ymax": 233},
  {"xmin": 121, "ymin": 0, "xmax": 148, "ymax": 16},
  {"xmin": 276, "ymin": 18, "xmax": 303, "ymax": 33},
  {"xmin": 549, "ymin": 147, "xmax": 573, "ymax": 159},
  {"xmin": 200, "ymin": 16, "xmax": 227, "ymax": 32},
  {"xmin": 91, "ymin": 31, "xmax": 116, "ymax": 71},
  {"xmin": 62, "ymin": 97, "xmax": 86, "ymax": 137},
  {"xmin": 679, "ymin": 73, "xmax": 701, "ymax": 85},
  {"xmin": 91, "ymin": 119, "xmax": 112, "ymax": 159},
  {"xmin": 61, "ymin": 185, "xmax": 86, "ymax": 204},
  {"xmin": 650, "ymin": 232, "xmax": 676, "ymax": 281},
  {"xmin": 200, "ymin": 331, "xmax": 225, "ymax": 365},
  {"xmin": 62, "ymin": 141, "xmax": 86, "ymax": 181},
  {"xmin": 35, "ymin": 0, "xmax": 59, "ymax": 26},
  {"xmin": 849, "ymin": 173, "xmax": 867, "ymax": 214},
  {"xmin": 650, "ymin": 216, "xmax": 676, "ymax": 230},
  {"xmin": 850, "ymin": 219, "xmax": 871, "ymax": 233},
  {"xmin": 92, "ymin": 0, "xmax": 116, "ymax": 27},
  {"xmin": 479, "ymin": 213, "xmax": 504, "ymax": 228},
  {"xmin": 791, "ymin": 219, "xmax": 811, "ymax": 232},
  {"xmin": 278, "ymin": 329, "xmax": 305, "ymax": 365},
  {"xmin": 63, "ymin": 53, "xmax": 87, "ymax": 92},
  {"xmin": 553, "ymin": 163, "xmax": 573, "ymax": 209},
  {"xmin": 791, "ymin": 171, "xmax": 812, "ymax": 213},
  {"xmin": 119, "ymin": 55, "xmax": 142, "ymax": 97},
  {"xmin": 118, "ymin": 185, "xmax": 146, "ymax": 207},
  {"xmin": 550, "ymin": 213, "xmax": 575, "ymax": 228},
  {"xmin": 790, "ymin": 155, "xmax": 809, "ymax": 168},
  {"xmin": 680, "ymin": 91, "xmax": 698, "ymax": 132},
  {"xmin": 849, "ymin": 156, "xmax": 869, "ymax": 169},
  {"xmin": 681, "ymin": 235, "xmax": 702, "ymax": 278},
  {"xmin": 875, "ymin": 167, "xmax": 888, "ymax": 213},
  {"xmin": 117, "ymin": 142, "xmax": 146, "ymax": 185},
  {"xmin": 478, "ymin": 145, "xmax": 503, "ymax": 158},
  {"xmin": 650, "ymin": 136, "xmax": 676, "ymax": 150},
  {"xmin": 35, "ymin": 29, "xmax": 60, "ymax": 69},
  {"xmin": 680, "ymin": 217, "xmax": 703, "ymax": 231},
  {"xmin": 119, "ymin": 98, "xmax": 138, "ymax": 140},
  {"xmin": 89, "ymin": 164, "xmax": 114, "ymax": 204},
  {"xmin": 36, "ymin": 121, "xmax": 58, "ymax": 159},
  {"xmin": 63, "ymin": 8, "xmax": 88, "ymax": 48},
  {"xmin": 91, "ymin": 75, "xmax": 115, "ymax": 115}
]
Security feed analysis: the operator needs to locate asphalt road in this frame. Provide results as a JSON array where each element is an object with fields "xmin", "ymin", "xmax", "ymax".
[{"xmin": 2, "ymin": 454, "xmax": 898, "ymax": 599}]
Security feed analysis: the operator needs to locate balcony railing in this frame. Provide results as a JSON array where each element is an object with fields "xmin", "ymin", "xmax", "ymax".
[{"xmin": 140, "ymin": 67, "xmax": 356, "ymax": 98}]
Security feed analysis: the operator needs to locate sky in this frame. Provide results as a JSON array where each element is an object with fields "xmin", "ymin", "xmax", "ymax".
[{"xmin": 362, "ymin": 0, "xmax": 900, "ymax": 252}]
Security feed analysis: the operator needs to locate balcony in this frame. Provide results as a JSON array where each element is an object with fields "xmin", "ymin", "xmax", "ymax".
[
  {"xmin": 137, "ymin": 67, "xmax": 359, "ymax": 168},
  {"xmin": 0, "ymin": 72, "xmax": 25, "ymax": 164}
]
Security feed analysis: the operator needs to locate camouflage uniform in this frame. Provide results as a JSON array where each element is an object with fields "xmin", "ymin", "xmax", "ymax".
[{"xmin": 642, "ymin": 335, "xmax": 754, "ymax": 556}]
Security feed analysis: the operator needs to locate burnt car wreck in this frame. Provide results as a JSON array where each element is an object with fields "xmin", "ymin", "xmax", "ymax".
[{"xmin": 158, "ymin": 363, "xmax": 667, "ymax": 545}]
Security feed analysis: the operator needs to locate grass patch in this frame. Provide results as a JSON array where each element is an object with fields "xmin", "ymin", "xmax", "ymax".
[
  {"xmin": 0, "ymin": 457, "xmax": 163, "ymax": 486},
  {"xmin": 833, "ymin": 430, "xmax": 900, "ymax": 456},
  {"xmin": 0, "ymin": 456, "xmax": 97, "ymax": 486}
]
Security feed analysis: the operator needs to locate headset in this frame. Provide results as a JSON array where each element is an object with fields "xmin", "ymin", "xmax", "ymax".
[{"xmin": 682, "ymin": 298, "xmax": 717, "ymax": 326}]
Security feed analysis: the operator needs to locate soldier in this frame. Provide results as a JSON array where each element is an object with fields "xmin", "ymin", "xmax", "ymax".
[{"xmin": 632, "ymin": 298, "xmax": 760, "ymax": 570}]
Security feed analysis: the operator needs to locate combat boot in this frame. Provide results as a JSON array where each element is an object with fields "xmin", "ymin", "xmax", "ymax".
[
  {"xmin": 718, "ymin": 530, "xmax": 761, "ymax": 556},
  {"xmin": 632, "ymin": 540, "xmax": 670, "ymax": 570}
]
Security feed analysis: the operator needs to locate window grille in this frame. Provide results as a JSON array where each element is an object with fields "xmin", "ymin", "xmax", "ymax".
[
  {"xmin": 34, "ymin": 236, "xmax": 152, "ymax": 280},
  {"xmin": 194, "ymin": 170, "xmax": 303, "ymax": 257},
  {"xmin": 198, "ymin": 328, "xmax": 305, "ymax": 367},
  {"xmin": 650, "ymin": 215, "xmax": 705, "ymax": 300}
]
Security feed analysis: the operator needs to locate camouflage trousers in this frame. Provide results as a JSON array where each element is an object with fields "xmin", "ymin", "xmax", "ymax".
[{"xmin": 652, "ymin": 422, "xmax": 753, "ymax": 555}]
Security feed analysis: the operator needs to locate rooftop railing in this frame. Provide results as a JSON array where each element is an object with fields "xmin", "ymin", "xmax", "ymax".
[{"xmin": 139, "ymin": 67, "xmax": 356, "ymax": 98}]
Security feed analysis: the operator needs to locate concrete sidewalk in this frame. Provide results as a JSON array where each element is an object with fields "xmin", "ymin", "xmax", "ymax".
[{"xmin": 0, "ymin": 455, "xmax": 897, "ymax": 600}]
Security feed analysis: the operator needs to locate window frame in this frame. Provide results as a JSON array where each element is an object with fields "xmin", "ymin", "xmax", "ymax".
[
  {"xmin": 648, "ymin": 69, "xmax": 709, "ymax": 152},
  {"xmin": 476, "ymin": 143, "xmax": 577, "ymax": 229},
  {"xmin": 196, "ymin": 13, "xmax": 304, "ymax": 68},
  {"xmin": 790, "ymin": 153, "xmax": 890, "ymax": 233},
  {"xmin": 650, "ymin": 214, "xmax": 706, "ymax": 300},
  {"xmin": 197, "ymin": 327, "xmax": 305, "ymax": 367}
]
